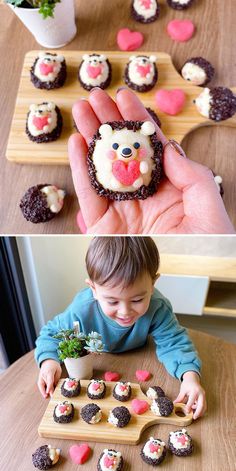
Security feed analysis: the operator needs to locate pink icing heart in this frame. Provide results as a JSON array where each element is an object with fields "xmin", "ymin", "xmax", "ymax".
[
  {"xmin": 155, "ymin": 89, "xmax": 186, "ymax": 115},
  {"xmin": 39, "ymin": 62, "xmax": 54, "ymax": 75},
  {"xmin": 141, "ymin": 0, "xmax": 152, "ymax": 8},
  {"xmin": 32, "ymin": 115, "xmax": 49, "ymax": 130},
  {"xmin": 177, "ymin": 435, "xmax": 188, "ymax": 445},
  {"xmin": 104, "ymin": 371, "xmax": 121, "ymax": 381},
  {"xmin": 59, "ymin": 405, "xmax": 67, "ymax": 413},
  {"xmin": 167, "ymin": 19, "xmax": 195, "ymax": 42},
  {"xmin": 136, "ymin": 64, "xmax": 151, "ymax": 78},
  {"xmin": 149, "ymin": 443, "xmax": 160, "ymax": 453},
  {"xmin": 119, "ymin": 384, "xmax": 127, "ymax": 391},
  {"xmin": 104, "ymin": 456, "xmax": 115, "ymax": 468},
  {"xmin": 86, "ymin": 64, "xmax": 102, "ymax": 79},
  {"xmin": 135, "ymin": 370, "xmax": 151, "ymax": 381},
  {"xmin": 131, "ymin": 399, "xmax": 149, "ymax": 414},
  {"xmin": 92, "ymin": 383, "xmax": 100, "ymax": 391},
  {"xmin": 112, "ymin": 160, "xmax": 140, "ymax": 186},
  {"xmin": 69, "ymin": 444, "xmax": 91, "ymax": 464},
  {"xmin": 117, "ymin": 28, "xmax": 144, "ymax": 51},
  {"xmin": 67, "ymin": 380, "xmax": 76, "ymax": 388}
]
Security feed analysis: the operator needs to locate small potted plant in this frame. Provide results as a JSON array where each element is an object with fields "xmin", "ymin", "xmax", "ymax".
[
  {"xmin": 53, "ymin": 323, "xmax": 104, "ymax": 379},
  {"xmin": 5, "ymin": 0, "xmax": 77, "ymax": 48}
]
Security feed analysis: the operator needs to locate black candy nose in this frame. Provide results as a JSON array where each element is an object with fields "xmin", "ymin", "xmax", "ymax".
[{"xmin": 122, "ymin": 147, "xmax": 132, "ymax": 157}]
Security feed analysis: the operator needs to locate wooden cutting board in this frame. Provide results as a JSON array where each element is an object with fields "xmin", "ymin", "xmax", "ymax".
[
  {"xmin": 38, "ymin": 379, "xmax": 193, "ymax": 445},
  {"xmin": 6, "ymin": 50, "xmax": 236, "ymax": 165}
]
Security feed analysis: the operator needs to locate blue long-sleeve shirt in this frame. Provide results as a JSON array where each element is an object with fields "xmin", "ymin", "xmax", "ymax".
[{"xmin": 35, "ymin": 287, "xmax": 201, "ymax": 380}]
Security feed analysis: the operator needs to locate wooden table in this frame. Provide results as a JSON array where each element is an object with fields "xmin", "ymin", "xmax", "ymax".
[
  {"xmin": 1, "ymin": 330, "xmax": 236, "ymax": 470},
  {"xmin": 1, "ymin": 0, "xmax": 236, "ymax": 233}
]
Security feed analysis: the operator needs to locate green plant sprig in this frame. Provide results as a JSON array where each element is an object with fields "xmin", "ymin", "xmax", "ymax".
[
  {"xmin": 53, "ymin": 328, "xmax": 104, "ymax": 361},
  {"xmin": 5, "ymin": 0, "xmax": 61, "ymax": 19}
]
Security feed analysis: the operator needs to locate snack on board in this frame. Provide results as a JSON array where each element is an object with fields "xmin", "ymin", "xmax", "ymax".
[
  {"xmin": 30, "ymin": 52, "xmax": 67, "ymax": 89},
  {"xmin": 19, "ymin": 184, "xmax": 65, "ymax": 224},
  {"xmin": 181, "ymin": 57, "xmax": 215, "ymax": 86},
  {"xmin": 53, "ymin": 401, "xmax": 74, "ymax": 423},
  {"xmin": 78, "ymin": 53, "xmax": 112, "ymax": 91},
  {"xmin": 108, "ymin": 406, "xmax": 131, "ymax": 427},
  {"xmin": 194, "ymin": 87, "xmax": 236, "ymax": 121},
  {"xmin": 97, "ymin": 449, "xmax": 123, "ymax": 471},
  {"xmin": 87, "ymin": 379, "xmax": 106, "ymax": 399},
  {"xmin": 26, "ymin": 102, "xmax": 63, "ymax": 143},
  {"xmin": 151, "ymin": 396, "xmax": 174, "ymax": 416},
  {"xmin": 32, "ymin": 445, "xmax": 60, "ymax": 470},
  {"xmin": 113, "ymin": 381, "xmax": 132, "ymax": 402},
  {"xmin": 131, "ymin": 0, "xmax": 160, "ymax": 23},
  {"xmin": 146, "ymin": 385, "xmax": 165, "ymax": 400},
  {"xmin": 124, "ymin": 55, "xmax": 158, "ymax": 92},
  {"xmin": 167, "ymin": 0, "xmax": 195, "ymax": 10},
  {"xmin": 168, "ymin": 428, "xmax": 194, "ymax": 456},
  {"xmin": 81, "ymin": 403, "xmax": 102, "ymax": 424},
  {"xmin": 87, "ymin": 121, "xmax": 163, "ymax": 201},
  {"xmin": 61, "ymin": 378, "xmax": 81, "ymax": 398},
  {"xmin": 140, "ymin": 437, "xmax": 167, "ymax": 465}
]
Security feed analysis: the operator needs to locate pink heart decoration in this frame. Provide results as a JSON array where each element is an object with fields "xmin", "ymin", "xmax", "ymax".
[
  {"xmin": 69, "ymin": 444, "xmax": 91, "ymax": 464},
  {"xmin": 112, "ymin": 160, "xmax": 140, "ymax": 186},
  {"xmin": 136, "ymin": 64, "xmax": 151, "ymax": 78},
  {"xmin": 86, "ymin": 64, "xmax": 102, "ymax": 79},
  {"xmin": 92, "ymin": 383, "xmax": 100, "ymax": 391},
  {"xmin": 59, "ymin": 405, "xmax": 67, "ymax": 413},
  {"xmin": 119, "ymin": 385, "xmax": 127, "ymax": 391},
  {"xmin": 67, "ymin": 380, "xmax": 76, "ymax": 388},
  {"xmin": 104, "ymin": 456, "xmax": 115, "ymax": 468},
  {"xmin": 32, "ymin": 115, "xmax": 49, "ymax": 130},
  {"xmin": 131, "ymin": 399, "xmax": 149, "ymax": 414},
  {"xmin": 117, "ymin": 28, "xmax": 144, "ymax": 51},
  {"xmin": 39, "ymin": 63, "xmax": 54, "ymax": 75},
  {"xmin": 167, "ymin": 19, "xmax": 195, "ymax": 42},
  {"xmin": 135, "ymin": 369, "xmax": 151, "ymax": 381},
  {"xmin": 104, "ymin": 371, "xmax": 121, "ymax": 381},
  {"xmin": 155, "ymin": 89, "xmax": 186, "ymax": 115}
]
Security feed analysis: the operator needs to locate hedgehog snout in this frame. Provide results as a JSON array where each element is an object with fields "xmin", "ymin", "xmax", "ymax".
[{"xmin": 121, "ymin": 147, "xmax": 133, "ymax": 158}]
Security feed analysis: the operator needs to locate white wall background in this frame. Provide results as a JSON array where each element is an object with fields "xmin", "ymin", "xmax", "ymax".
[{"xmin": 17, "ymin": 236, "xmax": 236, "ymax": 343}]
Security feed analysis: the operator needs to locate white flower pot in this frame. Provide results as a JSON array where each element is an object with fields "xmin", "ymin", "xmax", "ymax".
[
  {"xmin": 64, "ymin": 354, "xmax": 93, "ymax": 380},
  {"xmin": 9, "ymin": 0, "xmax": 77, "ymax": 48}
]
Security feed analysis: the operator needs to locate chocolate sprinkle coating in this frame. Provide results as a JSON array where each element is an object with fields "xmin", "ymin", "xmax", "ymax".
[
  {"xmin": 30, "ymin": 54, "xmax": 67, "ymax": 89},
  {"xmin": 124, "ymin": 56, "xmax": 158, "ymax": 92},
  {"xmin": 113, "ymin": 383, "xmax": 132, "ymax": 402},
  {"xmin": 146, "ymin": 107, "xmax": 162, "ymax": 127},
  {"xmin": 110, "ymin": 406, "xmax": 131, "ymax": 427},
  {"xmin": 78, "ymin": 54, "xmax": 112, "ymax": 91},
  {"xmin": 155, "ymin": 396, "xmax": 174, "ymax": 416},
  {"xmin": 147, "ymin": 385, "xmax": 165, "ymax": 398},
  {"xmin": 168, "ymin": 429, "xmax": 194, "ymax": 456},
  {"xmin": 209, "ymin": 87, "xmax": 236, "ymax": 121},
  {"xmin": 140, "ymin": 440, "xmax": 167, "ymax": 466},
  {"xmin": 26, "ymin": 104, "xmax": 63, "ymax": 143},
  {"xmin": 20, "ymin": 184, "xmax": 57, "ymax": 224},
  {"xmin": 32, "ymin": 445, "xmax": 53, "ymax": 470},
  {"xmin": 61, "ymin": 379, "xmax": 81, "ymax": 398},
  {"xmin": 81, "ymin": 403, "xmax": 101, "ymax": 423},
  {"xmin": 181, "ymin": 57, "xmax": 215, "ymax": 86},
  {"xmin": 131, "ymin": 0, "xmax": 160, "ymax": 23},
  {"xmin": 53, "ymin": 402, "xmax": 74, "ymax": 423},
  {"xmin": 87, "ymin": 381, "xmax": 106, "ymax": 399},
  {"xmin": 97, "ymin": 449, "xmax": 124, "ymax": 471},
  {"xmin": 87, "ymin": 120, "xmax": 163, "ymax": 201},
  {"xmin": 167, "ymin": 0, "xmax": 195, "ymax": 10}
]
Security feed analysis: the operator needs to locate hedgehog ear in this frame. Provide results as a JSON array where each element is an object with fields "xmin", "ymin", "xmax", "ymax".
[
  {"xmin": 182, "ymin": 428, "xmax": 187, "ymax": 433},
  {"xmin": 30, "ymin": 104, "xmax": 37, "ymax": 112},
  {"xmin": 47, "ymin": 102, "xmax": 56, "ymax": 111},
  {"xmin": 82, "ymin": 54, "xmax": 89, "ymax": 61},
  {"xmin": 57, "ymin": 55, "xmax": 64, "ymax": 63},
  {"xmin": 141, "ymin": 121, "xmax": 155, "ymax": 136},
  {"xmin": 129, "ymin": 55, "xmax": 136, "ymax": 61},
  {"xmin": 100, "ymin": 54, "xmax": 106, "ymax": 61},
  {"xmin": 38, "ymin": 52, "xmax": 45, "ymax": 59},
  {"xmin": 99, "ymin": 124, "xmax": 113, "ymax": 138},
  {"xmin": 150, "ymin": 55, "xmax": 156, "ymax": 63}
]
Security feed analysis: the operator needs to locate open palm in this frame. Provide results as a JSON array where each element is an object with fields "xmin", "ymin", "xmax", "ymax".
[{"xmin": 68, "ymin": 88, "xmax": 234, "ymax": 234}]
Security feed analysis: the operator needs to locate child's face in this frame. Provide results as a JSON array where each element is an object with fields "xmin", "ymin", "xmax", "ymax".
[{"xmin": 88, "ymin": 273, "xmax": 155, "ymax": 327}]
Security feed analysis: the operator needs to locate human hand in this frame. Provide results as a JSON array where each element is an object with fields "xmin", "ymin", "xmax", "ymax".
[
  {"xmin": 37, "ymin": 359, "xmax": 62, "ymax": 399},
  {"xmin": 174, "ymin": 371, "xmax": 207, "ymax": 420},
  {"xmin": 68, "ymin": 87, "xmax": 235, "ymax": 234}
]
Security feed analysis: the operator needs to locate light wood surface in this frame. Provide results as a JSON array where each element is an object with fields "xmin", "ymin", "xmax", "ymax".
[
  {"xmin": 38, "ymin": 379, "xmax": 192, "ymax": 444},
  {"xmin": 1, "ymin": 331, "xmax": 236, "ymax": 470},
  {"xmin": 1, "ymin": 0, "xmax": 236, "ymax": 233},
  {"xmin": 6, "ymin": 49, "xmax": 236, "ymax": 164}
]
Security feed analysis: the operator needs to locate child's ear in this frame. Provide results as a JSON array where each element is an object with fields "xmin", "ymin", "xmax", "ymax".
[{"xmin": 85, "ymin": 278, "xmax": 97, "ymax": 299}]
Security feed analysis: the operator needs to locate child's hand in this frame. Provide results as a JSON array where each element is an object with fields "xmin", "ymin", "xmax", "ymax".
[
  {"xmin": 174, "ymin": 371, "xmax": 207, "ymax": 420},
  {"xmin": 68, "ymin": 87, "xmax": 235, "ymax": 235},
  {"xmin": 37, "ymin": 359, "xmax": 62, "ymax": 399}
]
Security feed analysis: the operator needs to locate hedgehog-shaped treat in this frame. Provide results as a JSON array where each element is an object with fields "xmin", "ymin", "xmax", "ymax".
[
  {"xmin": 78, "ymin": 53, "xmax": 112, "ymax": 91},
  {"xmin": 181, "ymin": 57, "xmax": 214, "ymax": 86},
  {"xmin": 26, "ymin": 102, "xmax": 63, "ymax": 143},
  {"xmin": 32, "ymin": 445, "xmax": 61, "ymax": 470},
  {"xmin": 131, "ymin": 0, "xmax": 160, "ymax": 23},
  {"xmin": 30, "ymin": 52, "xmax": 66, "ymax": 89},
  {"xmin": 97, "ymin": 449, "xmax": 123, "ymax": 471},
  {"xmin": 194, "ymin": 87, "xmax": 236, "ymax": 121},
  {"xmin": 167, "ymin": 0, "xmax": 195, "ymax": 10},
  {"xmin": 124, "ymin": 55, "xmax": 158, "ymax": 92},
  {"xmin": 140, "ymin": 437, "xmax": 167, "ymax": 465},
  {"xmin": 19, "ymin": 184, "xmax": 65, "ymax": 224},
  {"xmin": 168, "ymin": 428, "xmax": 194, "ymax": 456}
]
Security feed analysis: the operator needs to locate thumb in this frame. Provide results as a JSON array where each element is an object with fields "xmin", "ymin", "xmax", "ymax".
[{"xmin": 46, "ymin": 372, "xmax": 55, "ymax": 395}]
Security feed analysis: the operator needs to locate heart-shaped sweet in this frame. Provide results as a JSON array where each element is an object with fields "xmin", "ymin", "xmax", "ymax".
[
  {"xmin": 32, "ymin": 115, "xmax": 49, "ymax": 130},
  {"xmin": 119, "ymin": 385, "xmax": 127, "ymax": 391},
  {"xmin": 59, "ymin": 405, "xmax": 68, "ymax": 413},
  {"xmin": 136, "ymin": 64, "xmax": 151, "ymax": 78},
  {"xmin": 104, "ymin": 371, "xmax": 121, "ymax": 381},
  {"xmin": 131, "ymin": 399, "xmax": 149, "ymax": 414},
  {"xmin": 69, "ymin": 444, "xmax": 91, "ymax": 464},
  {"xmin": 155, "ymin": 89, "xmax": 186, "ymax": 115},
  {"xmin": 167, "ymin": 19, "xmax": 195, "ymax": 42},
  {"xmin": 104, "ymin": 456, "xmax": 115, "ymax": 468},
  {"xmin": 92, "ymin": 383, "xmax": 100, "ymax": 391},
  {"xmin": 149, "ymin": 443, "xmax": 160, "ymax": 453},
  {"xmin": 135, "ymin": 369, "xmax": 151, "ymax": 381},
  {"xmin": 39, "ymin": 62, "xmax": 54, "ymax": 75},
  {"xmin": 86, "ymin": 65, "xmax": 102, "ymax": 79},
  {"xmin": 112, "ymin": 160, "xmax": 140, "ymax": 185},
  {"xmin": 117, "ymin": 28, "xmax": 144, "ymax": 51},
  {"xmin": 67, "ymin": 380, "xmax": 76, "ymax": 388}
]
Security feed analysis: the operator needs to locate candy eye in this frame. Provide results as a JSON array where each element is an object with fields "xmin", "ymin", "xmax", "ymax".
[
  {"xmin": 112, "ymin": 143, "xmax": 119, "ymax": 150},
  {"xmin": 133, "ymin": 142, "xmax": 140, "ymax": 149}
]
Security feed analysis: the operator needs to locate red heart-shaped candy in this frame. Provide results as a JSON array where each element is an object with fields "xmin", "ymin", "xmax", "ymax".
[
  {"xmin": 131, "ymin": 399, "xmax": 149, "ymax": 414},
  {"xmin": 69, "ymin": 444, "xmax": 91, "ymax": 464},
  {"xmin": 117, "ymin": 28, "xmax": 144, "ymax": 51},
  {"xmin": 155, "ymin": 89, "xmax": 186, "ymax": 115},
  {"xmin": 86, "ymin": 65, "xmax": 102, "ymax": 79},
  {"xmin": 135, "ymin": 370, "xmax": 151, "ymax": 381},
  {"xmin": 104, "ymin": 371, "xmax": 121, "ymax": 381},
  {"xmin": 112, "ymin": 160, "xmax": 140, "ymax": 186},
  {"xmin": 167, "ymin": 19, "xmax": 195, "ymax": 42}
]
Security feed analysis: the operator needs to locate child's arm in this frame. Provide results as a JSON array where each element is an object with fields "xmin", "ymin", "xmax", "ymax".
[{"xmin": 38, "ymin": 359, "xmax": 62, "ymax": 399}]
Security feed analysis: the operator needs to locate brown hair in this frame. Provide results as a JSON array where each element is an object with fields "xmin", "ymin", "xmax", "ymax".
[{"xmin": 86, "ymin": 237, "xmax": 160, "ymax": 287}]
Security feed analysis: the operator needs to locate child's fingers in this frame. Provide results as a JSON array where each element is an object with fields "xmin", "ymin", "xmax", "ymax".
[
  {"xmin": 54, "ymin": 368, "xmax": 62, "ymax": 386},
  {"xmin": 173, "ymin": 391, "xmax": 187, "ymax": 404},
  {"xmin": 193, "ymin": 395, "xmax": 204, "ymax": 420},
  {"xmin": 37, "ymin": 376, "xmax": 48, "ymax": 399},
  {"xmin": 186, "ymin": 393, "xmax": 197, "ymax": 413},
  {"xmin": 116, "ymin": 88, "xmax": 168, "ymax": 145},
  {"xmin": 46, "ymin": 372, "xmax": 55, "ymax": 396},
  {"xmin": 72, "ymin": 99, "xmax": 100, "ymax": 145},
  {"xmin": 88, "ymin": 88, "xmax": 122, "ymax": 123}
]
